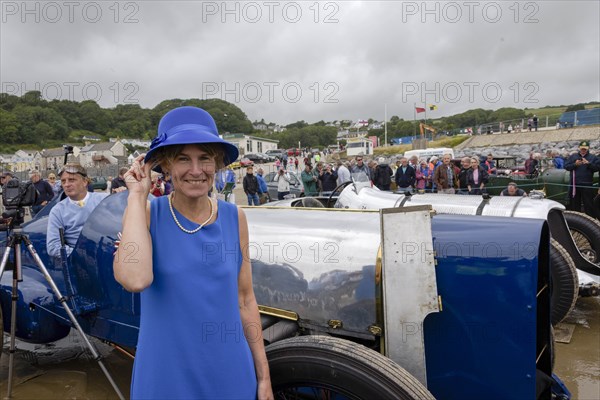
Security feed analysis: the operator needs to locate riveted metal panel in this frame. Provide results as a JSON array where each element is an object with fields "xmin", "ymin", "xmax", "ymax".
[{"xmin": 380, "ymin": 206, "xmax": 439, "ymax": 385}]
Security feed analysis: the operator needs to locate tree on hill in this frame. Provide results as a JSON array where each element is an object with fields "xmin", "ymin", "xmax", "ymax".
[
  {"xmin": 150, "ymin": 98, "xmax": 253, "ymax": 134},
  {"xmin": 270, "ymin": 125, "xmax": 336, "ymax": 149},
  {"xmin": 79, "ymin": 100, "xmax": 113, "ymax": 133},
  {"xmin": 0, "ymin": 93, "xmax": 20, "ymax": 111},
  {"xmin": 490, "ymin": 107, "xmax": 525, "ymax": 122},
  {"xmin": 565, "ymin": 103, "xmax": 586, "ymax": 112},
  {"xmin": 0, "ymin": 108, "xmax": 20, "ymax": 144},
  {"xmin": 285, "ymin": 120, "xmax": 308, "ymax": 129}
]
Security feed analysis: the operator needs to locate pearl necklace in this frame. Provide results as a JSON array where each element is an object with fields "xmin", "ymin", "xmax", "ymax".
[{"xmin": 168, "ymin": 193, "xmax": 214, "ymax": 234}]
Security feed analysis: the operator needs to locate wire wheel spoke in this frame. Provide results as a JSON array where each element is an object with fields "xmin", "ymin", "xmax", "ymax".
[{"xmin": 571, "ymin": 229, "xmax": 597, "ymax": 263}]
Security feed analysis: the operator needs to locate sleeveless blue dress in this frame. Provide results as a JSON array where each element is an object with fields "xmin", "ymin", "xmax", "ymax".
[{"xmin": 131, "ymin": 197, "xmax": 257, "ymax": 399}]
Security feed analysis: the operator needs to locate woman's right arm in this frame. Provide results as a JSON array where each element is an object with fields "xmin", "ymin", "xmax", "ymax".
[{"xmin": 113, "ymin": 155, "xmax": 154, "ymax": 292}]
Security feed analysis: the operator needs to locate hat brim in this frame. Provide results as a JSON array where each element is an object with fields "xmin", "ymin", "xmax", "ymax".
[{"xmin": 144, "ymin": 128, "xmax": 239, "ymax": 172}]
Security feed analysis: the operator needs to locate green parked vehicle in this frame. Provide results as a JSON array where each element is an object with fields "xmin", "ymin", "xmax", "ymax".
[{"xmin": 486, "ymin": 157, "xmax": 598, "ymax": 205}]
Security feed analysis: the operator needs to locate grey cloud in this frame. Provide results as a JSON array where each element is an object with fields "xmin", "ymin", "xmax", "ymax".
[{"xmin": 1, "ymin": 0, "xmax": 598, "ymax": 124}]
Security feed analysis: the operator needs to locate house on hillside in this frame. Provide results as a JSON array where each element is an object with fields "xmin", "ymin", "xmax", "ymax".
[
  {"xmin": 12, "ymin": 150, "xmax": 41, "ymax": 172},
  {"xmin": 116, "ymin": 138, "xmax": 152, "ymax": 148},
  {"xmin": 40, "ymin": 146, "xmax": 82, "ymax": 171},
  {"xmin": 128, "ymin": 150, "xmax": 143, "ymax": 164},
  {"xmin": 222, "ymin": 134, "xmax": 279, "ymax": 156},
  {"xmin": 253, "ymin": 122, "xmax": 268, "ymax": 131},
  {"xmin": 79, "ymin": 140, "xmax": 127, "ymax": 168}
]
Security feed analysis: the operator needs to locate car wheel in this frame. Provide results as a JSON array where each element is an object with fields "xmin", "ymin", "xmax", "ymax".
[
  {"xmin": 564, "ymin": 211, "xmax": 600, "ymax": 264},
  {"xmin": 267, "ymin": 335, "xmax": 435, "ymax": 400},
  {"xmin": 550, "ymin": 238, "xmax": 578, "ymax": 325}
]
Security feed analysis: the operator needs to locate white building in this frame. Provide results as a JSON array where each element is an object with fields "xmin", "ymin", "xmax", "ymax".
[
  {"xmin": 79, "ymin": 140, "xmax": 127, "ymax": 167},
  {"xmin": 222, "ymin": 134, "xmax": 279, "ymax": 156},
  {"xmin": 40, "ymin": 146, "xmax": 81, "ymax": 171}
]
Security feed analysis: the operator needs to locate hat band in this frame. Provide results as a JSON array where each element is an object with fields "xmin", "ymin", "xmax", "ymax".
[{"xmin": 165, "ymin": 123, "xmax": 218, "ymax": 139}]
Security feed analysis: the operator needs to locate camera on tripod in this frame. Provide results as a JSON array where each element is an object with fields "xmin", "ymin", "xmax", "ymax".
[{"xmin": 1, "ymin": 177, "xmax": 38, "ymax": 229}]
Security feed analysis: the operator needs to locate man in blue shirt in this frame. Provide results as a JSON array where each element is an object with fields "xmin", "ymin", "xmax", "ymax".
[
  {"xmin": 46, "ymin": 163, "xmax": 108, "ymax": 259},
  {"xmin": 256, "ymin": 168, "xmax": 269, "ymax": 203}
]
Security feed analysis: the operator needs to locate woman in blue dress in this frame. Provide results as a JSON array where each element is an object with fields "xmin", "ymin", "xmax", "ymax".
[{"xmin": 113, "ymin": 106, "xmax": 273, "ymax": 400}]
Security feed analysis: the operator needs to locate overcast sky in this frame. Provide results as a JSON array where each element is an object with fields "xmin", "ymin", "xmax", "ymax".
[{"xmin": 2, "ymin": 1, "xmax": 599, "ymax": 125}]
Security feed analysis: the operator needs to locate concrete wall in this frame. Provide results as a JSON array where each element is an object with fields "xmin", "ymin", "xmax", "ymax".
[{"xmin": 455, "ymin": 125, "xmax": 600, "ymax": 150}]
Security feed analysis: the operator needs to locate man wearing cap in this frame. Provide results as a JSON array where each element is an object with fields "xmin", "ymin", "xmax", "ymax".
[
  {"xmin": 29, "ymin": 171, "xmax": 55, "ymax": 217},
  {"xmin": 565, "ymin": 141, "xmax": 599, "ymax": 218},
  {"xmin": 46, "ymin": 163, "xmax": 108, "ymax": 259}
]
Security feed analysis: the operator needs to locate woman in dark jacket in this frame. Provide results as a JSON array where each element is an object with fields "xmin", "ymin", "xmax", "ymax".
[
  {"xmin": 467, "ymin": 157, "xmax": 489, "ymax": 195},
  {"xmin": 318, "ymin": 164, "xmax": 338, "ymax": 194}
]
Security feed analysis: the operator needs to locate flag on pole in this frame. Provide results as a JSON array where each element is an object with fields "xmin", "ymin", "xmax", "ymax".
[
  {"xmin": 428, "ymin": 104, "xmax": 438, "ymax": 111},
  {"xmin": 415, "ymin": 107, "xmax": 426, "ymax": 113}
]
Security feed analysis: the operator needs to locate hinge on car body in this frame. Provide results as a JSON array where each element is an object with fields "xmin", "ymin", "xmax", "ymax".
[
  {"xmin": 368, "ymin": 325, "xmax": 382, "ymax": 336},
  {"xmin": 328, "ymin": 319, "xmax": 343, "ymax": 329}
]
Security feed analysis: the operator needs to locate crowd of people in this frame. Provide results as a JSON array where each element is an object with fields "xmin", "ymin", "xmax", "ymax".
[
  {"xmin": 285, "ymin": 153, "xmax": 499, "ymax": 196},
  {"xmin": 240, "ymin": 145, "xmax": 598, "ymax": 220}
]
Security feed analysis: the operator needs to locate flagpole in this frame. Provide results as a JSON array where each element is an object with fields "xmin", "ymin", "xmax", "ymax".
[
  {"xmin": 413, "ymin": 103, "xmax": 417, "ymax": 136},
  {"xmin": 384, "ymin": 103, "xmax": 388, "ymax": 147}
]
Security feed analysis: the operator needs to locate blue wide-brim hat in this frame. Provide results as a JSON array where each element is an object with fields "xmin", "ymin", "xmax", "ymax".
[{"xmin": 145, "ymin": 106, "xmax": 239, "ymax": 171}]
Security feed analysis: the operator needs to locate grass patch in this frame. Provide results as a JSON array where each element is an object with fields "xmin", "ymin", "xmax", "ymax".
[
  {"xmin": 325, "ymin": 136, "xmax": 472, "ymax": 159},
  {"xmin": 369, "ymin": 135, "xmax": 471, "ymax": 157}
]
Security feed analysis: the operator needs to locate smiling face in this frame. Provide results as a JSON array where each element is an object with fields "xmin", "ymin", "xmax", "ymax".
[{"xmin": 167, "ymin": 145, "xmax": 217, "ymax": 199}]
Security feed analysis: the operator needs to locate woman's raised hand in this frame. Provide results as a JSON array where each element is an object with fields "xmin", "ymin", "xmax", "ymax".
[{"xmin": 125, "ymin": 154, "xmax": 152, "ymax": 195}]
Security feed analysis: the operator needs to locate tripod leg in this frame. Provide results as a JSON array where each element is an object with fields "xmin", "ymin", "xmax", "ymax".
[
  {"xmin": 22, "ymin": 240, "xmax": 126, "ymax": 400},
  {"xmin": 6, "ymin": 243, "xmax": 20, "ymax": 398},
  {"xmin": 0, "ymin": 236, "xmax": 15, "ymax": 279}
]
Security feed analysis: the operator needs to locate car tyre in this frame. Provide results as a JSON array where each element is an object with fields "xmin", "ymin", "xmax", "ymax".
[
  {"xmin": 267, "ymin": 335, "xmax": 435, "ymax": 400},
  {"xmin": 564, "ymin": 211, "xmax": 600, "ymax": 264},
  {"xmin": 550, "ymin": 238, "xmax": 578, "ymax": 325}
]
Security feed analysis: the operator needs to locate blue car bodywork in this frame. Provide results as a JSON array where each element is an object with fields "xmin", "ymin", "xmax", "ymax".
[{"xmin": 0, "ymin": 193, "xmax": 569, "ymax": 399}]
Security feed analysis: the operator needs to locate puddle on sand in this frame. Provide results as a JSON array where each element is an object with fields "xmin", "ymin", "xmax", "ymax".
[
  {"xmin": 554, "ymin": 297, "xmax": 600, "ymax": 400},
  {"xmin": 1, "ymin": 332, "xmax": 133, "ymax": 399}
]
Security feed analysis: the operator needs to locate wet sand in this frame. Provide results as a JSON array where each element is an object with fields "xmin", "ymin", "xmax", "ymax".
[
  {"xmin": 1, "ymin": 296, "xmax": 598, "ymax": 399},
  {"xmin": 554, "ymin": 297, "xmax": 600, "ymax": 400}
]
